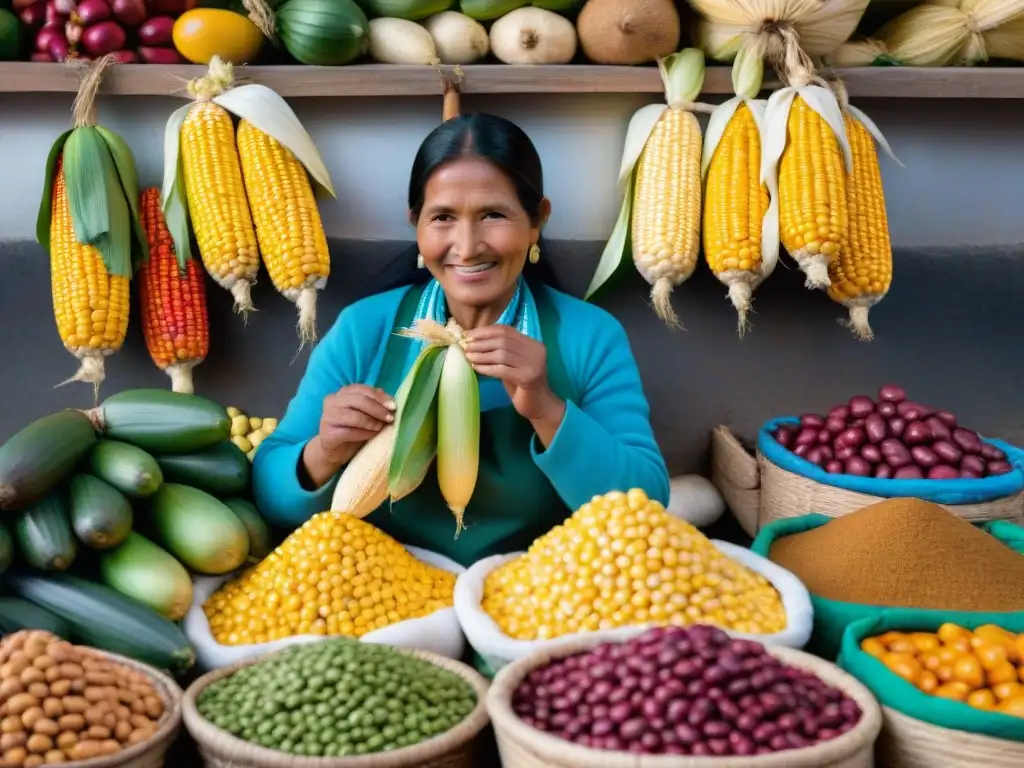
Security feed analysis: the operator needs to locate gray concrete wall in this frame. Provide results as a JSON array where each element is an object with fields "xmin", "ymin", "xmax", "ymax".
[{"xmin": 4, "ymin": 238, "xmax": 1022, "ymax": 474}]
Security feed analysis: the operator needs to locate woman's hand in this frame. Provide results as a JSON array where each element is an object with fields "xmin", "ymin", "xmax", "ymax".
[
  {"xmin": 464, "ymin": 326, "xmax": 566, "ymax": 447},
  {"xmin": 302, "ymin": 385, "xmax": 396, "ymax": 487}
]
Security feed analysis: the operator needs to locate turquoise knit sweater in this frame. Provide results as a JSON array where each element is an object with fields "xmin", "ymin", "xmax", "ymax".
[{"xmin": 253, "ymin": 284, "xmax": 670, "ymax": 531}]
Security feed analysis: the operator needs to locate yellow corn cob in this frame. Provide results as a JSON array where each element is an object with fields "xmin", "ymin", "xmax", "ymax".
[
  {"xmin": 436, "ymin": 343, "xmax": 479, "ymax": 537},
  {"xmin": 237, "ymin": 119, "xmax": 330, "ymax": 346},
  {"xmin": 827, "ymin": 113, "xmax": 893, "ymax": 341},
  {"xmin": 50, "ymin": 162, "xmax": 130, "ymax": 391},
  {"xmin": 779, "ymin": 96, "xmax": 849, "ymax": 290},
  {"xmin": 631, "ymin": 108, "xmax": 703, "ymax": 329},
  {"xmin": 703, "ymin": 103, "xmax": 771, "ymax": 335},
  {"xmin": 330, "ymin": 425, "xmax": 394, "ymax": 518},
  {"xmin": 180, "ymin": 101, "xmax": 260, "ymax": 313}
]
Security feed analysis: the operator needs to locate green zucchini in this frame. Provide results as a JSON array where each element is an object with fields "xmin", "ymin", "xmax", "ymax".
[
  {"xmin": 4, "ymin": 570, "xmax": 195, "ymax": 674},
  {"xmin": 0, "ymin": 597, "xmax": 71, "ymax": 638},
  {"xmin": 223, "ymin": 498, "xmax": 273, "ymax": 562},
  {"xmin": 0, "ymin": 410, "xmax": 97, "ymax": 511},
  {"xmin": 155, "ymin": 441, "xmax": 250, "ymax": 496},
  {"xmin": 69, "ymin": 474, "xmax": 133, "ymax": 550},
  {"xmin": 89, "ymin": 440, "xmax": 163, "ymax": 499},
  {"xmin": 14, "ymin": 491, "xmax": 78, "ymax": 571},
  {"xmin": 0, "ymin": 523, "xmax": 13, "ymax": 575},
  {"xmin": 100, "ymin": 533, "xmax": 193, "ymax": 621},
  {"xmin": 92, "ymin": 389, "xmax": 231, "ymax": 454},
  {"xmin": 149, "ymin": 484, "xmax": 249, "ymax": 575}
]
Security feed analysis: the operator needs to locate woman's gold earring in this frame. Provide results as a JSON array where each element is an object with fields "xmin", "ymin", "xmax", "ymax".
[
  {"xmin": 528, "ymin": 244, "xmax": 541, "ymax": 264},
  {"xmin": 416, "ymin": 253, "xmax": 425, "ymax": 269}
]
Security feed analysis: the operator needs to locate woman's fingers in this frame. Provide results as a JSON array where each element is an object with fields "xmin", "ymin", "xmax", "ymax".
[
  {"xmin": 468, "ymin": 363, "xmax": 515, "ymax": 382},
  {"xmin": 333, "ymin": 389, "xmax": 395, "ymax": 424},
  {"xmin": 465, "ymin": 347, "xmax": 524, "ymax": 367}
]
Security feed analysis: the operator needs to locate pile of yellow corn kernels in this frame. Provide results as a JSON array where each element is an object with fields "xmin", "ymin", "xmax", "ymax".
[
  {"xmin": 482, "ymin": 489, "xmax": 787, "ymax": 641},
  {"xmin": 204, "ymin": 512, "xmax": 456, "ymax": 645}
]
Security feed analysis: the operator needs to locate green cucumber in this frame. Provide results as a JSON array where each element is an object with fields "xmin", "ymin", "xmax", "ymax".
[
  {"xmin": 14, "ymin": 491, "xmax": 78, "ymax": 572},
  {"xmin": 155, "ymin": 441, "xmax": 250, "ymax": 496},
  {"xmin": 0, "ymin": 410, "xmax": 97, "ymax": 511},
  {"xmin": 100, "ymin": 532, "xmax": 194, "ymax": 621},
  {"xmin": 69, "ymin": 474, "xmax": 133, "ymax": 549},
  {"xmin": 223, "ymin": 498, "xmax": 273, "ymax": 562},
  {"xmin": 150, "ymin": 483, "xmax": 249, "ymax": 575},
  {"xmin": 4, "ymin": 570, "xmax": 195, "ymax": 674},
  {"xmin": 89, "ymin": 440, "xmax": 163, "ymax": 499},
  {"xmin": 0, "ymin": 524, "xmax": 12, "ymax": 575},
  {"xmin": 0, "ymin": 597, "xmax": 71, "ymax": 638},
  {"xmin": 92, "ymin": 389, "xmax": 231, "ymax": 454}
]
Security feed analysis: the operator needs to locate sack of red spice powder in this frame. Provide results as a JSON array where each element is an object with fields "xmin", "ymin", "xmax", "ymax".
[{"xmin": 751, "ymin": 511, "xmax": 1024, "ymax": 660}]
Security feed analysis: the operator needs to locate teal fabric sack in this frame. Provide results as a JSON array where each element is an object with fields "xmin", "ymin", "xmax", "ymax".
[
  {"xmin": 838, "ymin": 610, "xmax": 1024, "ymax": 742},
  {"xmin": 750, "ymin": 514, "xmax": 1024, "ymax": 660}
]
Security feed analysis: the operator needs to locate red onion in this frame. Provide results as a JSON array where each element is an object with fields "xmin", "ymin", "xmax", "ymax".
[
  {"xmin": 800, "ymin": 413, "xmax": 825, "ymax": 428},
  {"xmin": 847, "ymin": 396, "xmax": 875, "ymax": 419},
  {"xmin": 138, "ymin": 14, "xmax": 173, "ymax": 45},
  {"xmin": 35, "ymin": 23, "xmax": 64, "ymax": 51},
  {"xmin": 75, "ymin": 0, "xmax": 111, "ymax": 24},
  {"xmin": 110, "ymin": 0, "xmax": 144, "ymax": 24},
  {"xmin": 20, "ymin": 2, "xmax": 47, "ymax": 26},
  {"xmin": 137, "ymin": 45, "xmax": 186, "ymax": 63},
  {"xmin": 878, "ymin": 384, "xmax": 906, "ymax": 403},
  {"xmin": 80, "ymin": 19, "xmax": 124, "ymax": 55}
]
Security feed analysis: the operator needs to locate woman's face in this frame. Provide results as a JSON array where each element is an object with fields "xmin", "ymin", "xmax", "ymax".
[{"xmin": 414, "ymin": 156, "xmax": 548, "ymax": 311}]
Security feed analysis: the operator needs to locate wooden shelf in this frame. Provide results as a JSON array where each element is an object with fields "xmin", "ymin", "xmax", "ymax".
[{"xmin": 1, "ymin": 62, "xmax": 1022, "ymax": 98}]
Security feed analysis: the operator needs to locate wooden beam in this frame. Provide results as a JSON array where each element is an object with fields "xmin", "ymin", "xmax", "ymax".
[{"xmin": 1, "ymin": 62, "xmax": 1022, "ymax": 98}]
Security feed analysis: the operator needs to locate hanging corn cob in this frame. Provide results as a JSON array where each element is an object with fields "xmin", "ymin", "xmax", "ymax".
[
  {"xmin": 36, "ymin": 55, "xmax": 148, "ymax": 400},
  {"xmin": 331, "ymin": 319, "xmax": 480, "ymax": 537},
  {"xmin": 162, "ymin": 57, "xmax": 335, "ymax": 336},
  {"xmin": 584, "ymin": 49, "xmax": 712, "ymax": 329},
  {"xmin": 701, "ymin": 40, "xmax": 777, "ymax": 336},
  {"xmin": 138, "ymin": 187, "xmax": 210, "ymax": 393},
  {"xmin": 826, "ymin": 84, "xmax": 903, "ymax": 341}
]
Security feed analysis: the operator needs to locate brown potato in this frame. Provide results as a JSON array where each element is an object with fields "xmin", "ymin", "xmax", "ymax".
[
  {"xmin": 56, "ymin": 731, "xmax": 77, "ymax": 750},
  {"xmin": 20, "ymin": 705, "xmax": 44, "ymax": 730},
  {"xmin": 24, "ymin": 754, "xmax": 45, "ymax": 768},
  {"xmin": 20, "ymin": 667, "xmax": 45, "ymax": 686},
  {"xmin": 86, "ymin": 725, "xmax": 111, "ymax": 740},
  {"xmin": 22, "ymin": 638, "xmax": 49, "ymax": 661},
  {"xmin": 128, "ymin": 714, "xmax": 152, "ymax": 730},
  {"xmin": 6, "ymin": 694, "xmax": 39, "ymax": 716},
  {"xmin": 32, "ymin": 718, "xmax": 59, "ymax": 738},
  {"xmin": 44, "ymin": 665, "xmax": 62, "ymax": 684},
  {"xmin": 31, "ymin": 656, "xmax": 54, "ymax": 673},
  {"xmin": 98, "ymin": 739, "xmax": 121, "ymax": 756},
  {"xmin": 57, "ymin": 663, "xmax": 83, "ymax": 680},
  {"xmin": 113, "ymin": 720, "xmax": 132, "ymax": 742},
  {"xmin": 83, "ymin": 687, "xmax": 108, "ymax": 704},
  {"xmin": 44, "ymin": 749, "xmax": 67, "ymax": 763},
  {"xmin": 102, "ymin": 712, "xmax": 117, "ymax": 730},
  {"xmin": 130, "ymin": 699, "xmax": 147, "ymax": 716},
  {"xmin": 41, "ymin": 698, "xmax": 62, "ymax": 719},
  {"xmin": 27, "ymin": 683, "xmax": 48, "ymax": 700},
  {"xmin": 48, "ymin": 680, "xmax": 70, "ymax": 698},
  {"xmin": 57, "ymin": 714, "xmax": 84, "ymax": 732},
  {"xmin": 25, "ymin": 732, "xmax": 52, "ymax": 754},
  {"xmin": 1, "ymin": 656, "xmax": 28, "ymax": 678},
  {"xmin": 46, "ymin": 643, "xmax": 75, "ymax": 664},
  {"xmin": 84, "ymin": 672, "xmax": 116, "ymax": 687},
  {"xmin": 68, "ymin": 740, "xmax": 102, "ymax": 760},
  {"xmin": 83, "ymin": 706, "xmax": 106, "ymax": 727},
  {"xmin": 2, "ymin": 746, "xmax": 28, "ymax": 763},
  {"xmin": 0, "ymin": 678, "xmax": 25, "ymax": 701},
  {"xmin": 143, "ymin": 696, "xmax": 164, "ymax": 719},
  {"xmin": 114, "ymin": 705, "xmax": 130, "ymax": 721},
  {"xmin": 127, "ymin": 727, "xmax": 153, "ymax": 745},
  {"xmin": 1, "ymin": 715, "xmax": 23, "ymax": 733},
  {"xmin": 69, "ymin": 679, "xmax": 86, "ymax": 694},
  {"xmin": 0, "ymin": 731, "xmax": 27, "ymax": 751},
  {"xmin": 117, "ymin": 688, "xmax": 138, "ymax": 705},
  {"xmin": 61, "ymin": 697, "xmax": 87, "ymax": 715}
]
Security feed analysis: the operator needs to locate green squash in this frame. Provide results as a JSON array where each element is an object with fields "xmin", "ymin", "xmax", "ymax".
[{"xmin": 276, "ymin": 0, "xmax": 370, "ymax": 66}]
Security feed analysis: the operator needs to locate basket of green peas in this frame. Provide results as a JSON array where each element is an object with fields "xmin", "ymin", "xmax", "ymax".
[{"xmin": 181, "ymin": 637, "xmax": 491, "ymax": 767}]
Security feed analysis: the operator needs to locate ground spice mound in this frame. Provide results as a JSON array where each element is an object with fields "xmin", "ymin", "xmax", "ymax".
[{"xmin": 768, "ymin": 498, "xmax": 1024, "ymax": 610}]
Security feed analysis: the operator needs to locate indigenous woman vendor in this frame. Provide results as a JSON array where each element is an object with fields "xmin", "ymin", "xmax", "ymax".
[{"xmin": 254, "ymin": 113, "xmax": 670, "ymax": 568}]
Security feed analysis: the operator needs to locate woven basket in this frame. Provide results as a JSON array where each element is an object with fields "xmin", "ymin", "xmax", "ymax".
[
  {"xmin": 182, "ymin": 645, "xmax": 491, "ymax": 768},
  {"xmin": 487, "ymin": 636, "xmax": 883, "ymax": 768},
  {"xmin": 54, "ymin": 650, "xmax": 183, "ymax": 768},
  {"xmin": 757, "ymin": 453, "xmax": 1024, "ymax": 528},
  {"xmin": 711, "ymin": 426, "xmax": 761, "ymax": 538},
  {"xmin": 876, "ymin": 706, "xmax": 1024, "ymax": 768}
]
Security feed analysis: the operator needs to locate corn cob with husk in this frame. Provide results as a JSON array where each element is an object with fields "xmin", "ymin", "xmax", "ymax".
[
  {"xmin": 36, "ymin": 55, "xmax": 148, "ymax": 401},
  {"xmin": 825, "ymin": 84, "xmax": 902, "ymax": 341},
  {"xmin": 331, "ymin": 319, "xmax": 480, "ymax": 537},
  {"xmin": 162, "ymin": 56, "xmax": 335, "ymax": 338},
  {"xmin": 701, "ymin": 41, "xmax": 777, "ymax": 336},
  {"xmin": 584, "ymin": 49, "xmax": 712, "ymax": 329},
  {"xmin": 138, "ymin": 187, "xmax": 210, "ymax": 394}
]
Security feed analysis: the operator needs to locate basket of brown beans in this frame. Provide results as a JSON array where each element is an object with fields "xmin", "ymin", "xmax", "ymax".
[
  {"xmin": 0, "ymin": 630, "xmax": 183, "ymax": 767},
  {"xmin": 487, "ymin": 624, "xmax": 883, "ymax": 767},
  {"xmin": 756, "ymin": 384, "xmax": 1024, "ymax": 529}
]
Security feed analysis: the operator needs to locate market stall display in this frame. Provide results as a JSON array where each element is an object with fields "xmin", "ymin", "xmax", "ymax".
[
  {"xmin": 839, "ymin": 611, "xmax": 1024, "ymax": 767},
  {"xmin": 138, "ymin": 186, "xmax": 210, "ymax": 396},
  {"xmin": 585, "ymin": 48, "xmax": 711, "ymax": 327},
  {"xmin": 182, "ymin": 640, "xmax": 490, "ymax": 766},
  {"xmin": 487, "ymin": 626, "xmax": 883, "ymax": 766},
  {"xmin": 455, "ymin": 488, "xmax": 812, "ymax": 672},
  {"xmin": 752, "ymin": 498, "xmax": 1024, "ymax": 658},
  {"xmin": 185, "ymin": 512, "xmax": 466, "ymax": 667},
  {"xmin": 0, "ymin": 629, "xmax": 183, "ymax": 766}
]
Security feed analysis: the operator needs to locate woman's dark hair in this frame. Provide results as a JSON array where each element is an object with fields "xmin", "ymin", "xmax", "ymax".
[{"xmin": 368, "ymin": 113, "xmax": 562, "ymax": 295}]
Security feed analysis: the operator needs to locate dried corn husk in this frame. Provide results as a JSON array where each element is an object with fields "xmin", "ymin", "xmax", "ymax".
[
  {"xmin": 824, "ymin": 37, "xmax": 897, "ymax": 67},
  {"xmin": 872, "ymin": 0, "xmax": 1024, "ymax": 66},
  {"xmin": 689, "ymin": 0, "xmax": 870, "ymax": 65}
]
